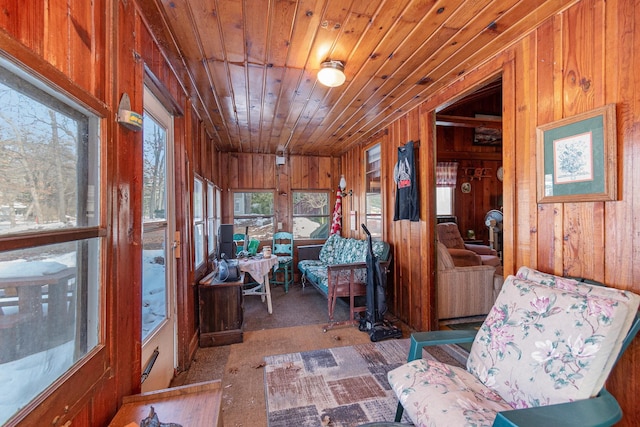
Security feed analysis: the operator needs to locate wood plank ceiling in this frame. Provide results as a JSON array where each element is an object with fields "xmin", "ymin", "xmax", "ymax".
[{"xmin": 137, "ymin": 0, "xmax": 577, "ymax": 157}]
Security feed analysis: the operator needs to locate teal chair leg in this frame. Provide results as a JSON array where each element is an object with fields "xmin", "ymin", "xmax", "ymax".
[
  {"xmin": 394, "ymin": 403, "xmax": 404, "ymax": 422},
  {"xmin": 271, "ymin": 260, "xmax": 293, "ymax": 293},
  {"xmin": 284, "ymin": 262, "xmax": 292, "ymax": 293}
]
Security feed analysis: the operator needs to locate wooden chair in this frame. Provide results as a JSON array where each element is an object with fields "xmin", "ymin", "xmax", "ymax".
[
  {"xmin": 271, "ymin": 232, "xmax": 293, "ymax": 292},
  {"xmin": 388, "ymin": 266, "xmax": 640, "ymax": 427}
]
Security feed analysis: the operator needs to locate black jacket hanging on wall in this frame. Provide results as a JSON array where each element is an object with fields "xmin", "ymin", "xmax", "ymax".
[{"xmin": 393, "ymin": 140, "xmax": 419, "ymax": 221}]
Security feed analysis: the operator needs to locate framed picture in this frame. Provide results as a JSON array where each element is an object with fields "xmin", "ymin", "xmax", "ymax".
[
  {"xmin": 536, "ymin": 104, "xmax": 617, "ymax": 203},
  {"xmin": 473, "ymin": 114, "xmax": 502, "ymax": 146}
]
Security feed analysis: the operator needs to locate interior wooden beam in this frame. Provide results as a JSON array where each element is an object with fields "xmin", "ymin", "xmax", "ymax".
[{"xmin": 435, "ymin": 114, "xmax": 502, "ymax": 129}]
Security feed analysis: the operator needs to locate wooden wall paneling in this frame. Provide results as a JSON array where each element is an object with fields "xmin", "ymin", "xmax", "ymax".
[
  {"xmin": 406, "ymin": 109, "xmax": 425, "ymax": 330},
  {"xmin": 264, "ymin": 154, "xmax": 276, "ymax": 189},
  {"xmin": 501, "ymin": 57, "xmax": 516, "ymax": 277},
  {"xmin": 291, "ymin": 155, "xmax": 310, "ymax": 189},
  {"xmin": 44, "ymin": 1, "xmax": 68, "ymax": 72},
  {"xmin": 236, "ymin": 153, "xmax": 251, "ymax": 188},
  {"xmin": 251, "ymin": 154, "xmax": 265, "ymax": 188},
  {"xmin": 228, "ymin": 153, "xmax": 239, "ymax": 189},
  {"xmin": 560, "ymin": 0, "xmax": 606, "ymax": 279},
  {"xmin": 94, "ymin": 0, "xmax": 107, "ymax": 100},
  {"xmin": 318, "ymin": 157, "xmax": 333, "ymax": 189},
  {"xmin": 307, "ymin": 156, "xmax": 319, "ymax": 189},
  {"xmin": 605, "ymin": 3, "xmax": 640, "ymax": 424},
  {"xmin": 387, "ymin": 121, "xmax": 411, "ymax": 324},
  {"xmin": 112, "ymin": 0, "xmax": 144, "ymax": 410},
  {"xmin": 532, "ymin": 18, "xmax": 559, "ymax": 273},
  {"xmin": 204, "ymin": 127, "xmax": 212, "ymax": 180},
  {"xmin": 69, "ymin": 0, "xmax": 94, "ymax": 91},
  {"xmin": 0, "ymin": 1, "xmax": 42, "ymax": 47},
  {"xmin": 604, "ymin": 0, "xmax": 636, "ymax": 289},
  {"xmin": 419, "ymin": 105, "xmax": 436, "ymax": 331}
]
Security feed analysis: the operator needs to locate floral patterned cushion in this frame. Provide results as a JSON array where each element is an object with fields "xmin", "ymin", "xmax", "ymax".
[
  {"xmin": 467, "ymin": 274, "xmax": 640, "ymax": 408},
  {"xmin": 318, "ymin": 234, "xmax": 388, "ymax": 265},
  {"xmin": 300, "ymin": 235, "xmax": 390, "ymax": 296},
  {"xmin": 388, "ymin": 360, "xmax": 513, "ymax": 427},
  {"xmin": 514, "ymin": 266, "xmax": 640, "ymax": 389}
]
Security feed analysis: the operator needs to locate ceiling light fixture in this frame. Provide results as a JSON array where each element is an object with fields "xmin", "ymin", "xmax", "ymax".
[{"xmin": 317, "ymin": 60, "xmax": 346, "ymax": 87}]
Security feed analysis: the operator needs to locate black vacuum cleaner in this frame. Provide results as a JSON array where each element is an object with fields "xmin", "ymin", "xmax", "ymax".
[{"xmin": 359, "ymin": 224, "xmax": 403, "ymax": 342}]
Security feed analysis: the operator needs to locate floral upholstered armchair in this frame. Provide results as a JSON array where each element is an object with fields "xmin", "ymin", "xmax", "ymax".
[{"xmin": 388, "ymin": 266, "xmax": 640, "ymax": 427}]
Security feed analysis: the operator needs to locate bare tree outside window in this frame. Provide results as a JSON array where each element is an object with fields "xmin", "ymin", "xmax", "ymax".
[
  {"xmin": 0, "ymin": 61, "xmax": 101, "ymax": 425},
  {"xmin": 233, "ymin": 191, "xmax": 274, "ymax": 240},
  {"xmin": 293, "ymin": 191, "xmax": 329, "ymax": 239}
]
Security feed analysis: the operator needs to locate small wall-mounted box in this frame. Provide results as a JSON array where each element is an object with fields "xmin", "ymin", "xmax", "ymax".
[{"xmin": 275, "ymin": 155, "xmax": 286, "ymax": 165}]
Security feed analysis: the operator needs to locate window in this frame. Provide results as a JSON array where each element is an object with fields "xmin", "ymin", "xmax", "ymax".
[
  {"xmin": 436, "ymin": 187, "xmax": 454, "ymax": 216},
  {"xmin": 0, "ymin": 59, "xmax": 102, "ymax": 424},
  {"xmin": 233, "ymin": 191, "xmax": 274, "ymax": 240},
  {"xmin": 215, "ymin": 187, "xmax": 221, "ymax": 255},
  {"xmin": 193, "ymin": 176, "xmax": 205, "ymax": 268},
  {"xmin": 365, "ymin": 144, "xmax": 382, "ymax": 238},
  {"xmin": 436, "ymin": 162, "xmax": 458, "ymax": 217},
  {"xmin": 293, "ymin": 191, "xmax": 330, "ymax": 239}
]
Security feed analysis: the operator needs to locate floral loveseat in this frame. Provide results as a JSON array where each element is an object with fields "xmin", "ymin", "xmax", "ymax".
[
  {"xmin": 388, "ymin": 266, "xmax": 640, "ymax": 427},
  {"xmin": 297, "ymin": 233, "xmax": 390, "ymax": 325}
]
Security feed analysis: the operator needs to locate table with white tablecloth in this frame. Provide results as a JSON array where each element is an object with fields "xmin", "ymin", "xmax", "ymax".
[{"xmin": 237, "ymin": 256, "xmax": 279, "ymax": 314}]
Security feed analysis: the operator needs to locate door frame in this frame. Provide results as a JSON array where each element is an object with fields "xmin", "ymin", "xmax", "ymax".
[{"xmin": 140, "ymin": 85, "xmax": 177, "ymax": 392}]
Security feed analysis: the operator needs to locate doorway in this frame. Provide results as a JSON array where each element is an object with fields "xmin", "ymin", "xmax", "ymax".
[
  {"xmin": 435, "ymin": 78, "xmax": 503, "ymax": 248},
  {"xmin": 434, "ymin": 77, "xmax": 504, "ymax": 320},
  {"xmin": 140, "ymin": 86, "xmax": 177, "ymax": 392}
]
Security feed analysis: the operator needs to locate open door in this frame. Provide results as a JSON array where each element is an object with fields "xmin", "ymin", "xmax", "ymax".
[{"xmin": 140, "ymin": 86, "xmax": 177, "ymax": 391}]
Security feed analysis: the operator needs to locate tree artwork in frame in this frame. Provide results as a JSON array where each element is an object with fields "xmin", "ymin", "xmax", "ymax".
[{"xmin": 536, "ymin": 104, "xmax": 617, "ymax": 203}]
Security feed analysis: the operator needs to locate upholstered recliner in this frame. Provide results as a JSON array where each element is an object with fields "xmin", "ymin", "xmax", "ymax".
[
  {"xmin": 437, "ymin": 222, "xmax": 502, "ymax": 273},
  {"xmin": 389, "ymin": 266, "xmax": 640, "ymax": 427},
  {"xmin": 436, "ymin": 242, "xmax": 496, "ymax": 319}
]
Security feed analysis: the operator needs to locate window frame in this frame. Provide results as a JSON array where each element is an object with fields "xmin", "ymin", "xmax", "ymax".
[
  {"xmin": 232, "ymin": 190, "xmax": 275, "ymax": 241},
  {"xmin": 0, "ymin": 53, "xmax": 109, "ymax": 425},
  {"xmin": 193, "ymin": 175, "xmax": 205, "ymax": 269},
  {"xmin": 364, "ymin": 142, "xmax": 383, "ymax": 239},
  {"xmin": 292, "ymin": 190, "xmax": 331, "ymax": 240},
  {"xmin": 206, "ymin": 181, "xmax": 216, "ymax": 257}
]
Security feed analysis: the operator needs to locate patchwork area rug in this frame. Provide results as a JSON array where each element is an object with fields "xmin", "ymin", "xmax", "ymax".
[{"xmin": 264, "ymin": 338, "xmax": 467, "ymax": 427}]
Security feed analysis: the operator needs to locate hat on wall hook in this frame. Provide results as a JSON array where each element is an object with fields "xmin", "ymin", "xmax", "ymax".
[{"xmin": 117, "ymin": 93, "xmax": 143, "ymax": 131}]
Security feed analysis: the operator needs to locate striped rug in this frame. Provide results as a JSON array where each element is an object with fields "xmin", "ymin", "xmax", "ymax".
[{"xmin": 264, "ymin": 338, "xmax": 467, "ymax": 427}]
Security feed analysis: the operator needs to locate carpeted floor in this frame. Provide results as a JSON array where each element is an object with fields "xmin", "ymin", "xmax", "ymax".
[
  {"xmin": 171, "ymin": 281, "xmax": 394, "ymax": 427},
  {"xmin": 170, "ymin": 281, "xmax": 470, "ymax": 426},
  {"xmin": 264, "ymin": 339, "xmax": 467, "ymax": 427}
]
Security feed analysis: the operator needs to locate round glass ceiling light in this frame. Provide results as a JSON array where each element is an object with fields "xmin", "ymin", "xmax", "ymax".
[{"xmin": 317, "ymin": 60, "xmax": 346, "ymax": 87}]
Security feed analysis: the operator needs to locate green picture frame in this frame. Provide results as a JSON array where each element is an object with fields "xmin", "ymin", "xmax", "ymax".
[{"xmin": 536, "ymin": 104, "xmax": 617, "ymax": 203}]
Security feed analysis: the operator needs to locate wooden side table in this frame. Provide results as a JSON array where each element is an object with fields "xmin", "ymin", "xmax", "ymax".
[
  {"xmin": 198, "ymin": 271, "xmax": 245, "ymax": 347},
  {"xmin": 108, "ymin": 380, "xmax": 223, "ymax": 426}
]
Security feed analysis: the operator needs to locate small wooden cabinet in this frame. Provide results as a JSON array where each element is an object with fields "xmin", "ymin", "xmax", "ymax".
[{"xmin": 198, "ymin": 272, "xmax": 244, "ymax": 347}]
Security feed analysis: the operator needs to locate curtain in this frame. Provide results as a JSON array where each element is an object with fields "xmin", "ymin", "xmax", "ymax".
[{"xmin": 436, "ymin": 162, "xmax": 459, "ymax": 187}]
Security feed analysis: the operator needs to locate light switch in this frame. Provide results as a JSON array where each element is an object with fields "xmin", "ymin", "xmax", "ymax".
[{"xmin": 278, "ymin": 222, "xmax": 283, "ymax": 230}]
